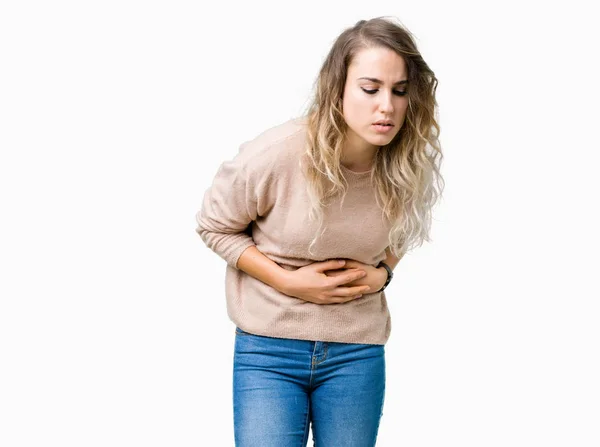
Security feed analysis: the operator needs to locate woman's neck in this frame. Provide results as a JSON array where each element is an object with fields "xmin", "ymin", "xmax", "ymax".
[{"xmin": 340, "ymin": 137, "xmax": 378, "ymax": 172}]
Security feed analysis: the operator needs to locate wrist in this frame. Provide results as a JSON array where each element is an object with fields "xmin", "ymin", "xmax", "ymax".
[
  {"xmin": 377, "ymin": 267, "xmax": 387, "ymax": 290},
  {"xmin": 376, "ymin": 261, "xmax": 393, "ymax": 292},
  {"xmin": 273, "ymin": 269, "xmax": 292, "ymax": 295},
  {"xmin": 376, "ymin": 267, "xmax": 387, "ymax": 290}
]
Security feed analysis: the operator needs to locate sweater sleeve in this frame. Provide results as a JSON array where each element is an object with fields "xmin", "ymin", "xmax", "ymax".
[{"xmin": 195, "ymin": 142, "xmax": 274, "ymax": 269}]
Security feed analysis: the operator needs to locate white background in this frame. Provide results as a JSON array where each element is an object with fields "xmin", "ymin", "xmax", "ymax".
[{"xmin": 1, "ymin": 0, "xmax": 599, "ymax": 446}]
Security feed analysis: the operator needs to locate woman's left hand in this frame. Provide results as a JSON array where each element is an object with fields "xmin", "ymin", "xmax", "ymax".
[{"xmin": 324, "ymin": 259, "xmax": 387, "ymax": 294}]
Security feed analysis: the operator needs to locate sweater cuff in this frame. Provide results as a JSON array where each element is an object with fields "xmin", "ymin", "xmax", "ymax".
[{"xmin": 226, "ymin": 240, "xmax": 257, "ymax": 269}]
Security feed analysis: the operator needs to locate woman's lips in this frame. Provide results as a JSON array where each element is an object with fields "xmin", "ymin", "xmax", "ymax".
[{"xmin": 372, "ymin": 124, "xmax": 394, "ymax": 133}]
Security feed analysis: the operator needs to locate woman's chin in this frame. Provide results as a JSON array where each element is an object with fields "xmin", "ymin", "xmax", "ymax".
[{"xmin": 368, "ymin": 134, "xmax": 397, "ymax": 147}]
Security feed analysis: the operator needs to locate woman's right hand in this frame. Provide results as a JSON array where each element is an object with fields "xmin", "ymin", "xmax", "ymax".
[{"xmin": 279, "ymin": 260, "xmax": 371, "ymax": 304}]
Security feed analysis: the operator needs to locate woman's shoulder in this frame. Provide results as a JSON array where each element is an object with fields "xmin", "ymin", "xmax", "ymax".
[
  {"xmin": 237, "ymin": 116, "xmax": 308, "ymax": 171},
  {"xmin": 248, "ymin": 116, "xmax": 307, "ymax": 147}
]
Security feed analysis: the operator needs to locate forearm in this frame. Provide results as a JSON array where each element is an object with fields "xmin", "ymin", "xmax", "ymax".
[{"xmin": 236, "ymin": 245, "xmax": 290, "ymax": 293}]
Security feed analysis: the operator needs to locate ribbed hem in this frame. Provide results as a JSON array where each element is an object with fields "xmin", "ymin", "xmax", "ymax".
[{"xmin": 226, "ymin": 241, "xmax": 257, "ymax": 269}]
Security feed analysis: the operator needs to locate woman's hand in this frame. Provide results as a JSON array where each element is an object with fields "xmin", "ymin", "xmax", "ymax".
[
  {"xmin": 324, "ymin": 259, "xmax": 387, "ymax": 293},
  {"xmin": 279, "ymin": 260, "xmax": 372, "ymax": 305}
]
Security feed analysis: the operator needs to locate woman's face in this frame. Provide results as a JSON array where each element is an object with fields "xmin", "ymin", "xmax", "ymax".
[{"xmin": 342, "ymin": 46, "xmax": 409, "ymax": 153}]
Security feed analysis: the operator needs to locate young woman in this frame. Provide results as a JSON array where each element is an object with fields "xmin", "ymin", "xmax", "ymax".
[{"xmin": 196, "ymin": 16, "xmax": 443, "ymax": 447}]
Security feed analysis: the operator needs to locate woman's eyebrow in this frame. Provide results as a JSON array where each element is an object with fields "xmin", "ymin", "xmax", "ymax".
[{"xmin": 357, "ymin": 77, "xmax": 408, "ymax": 85}]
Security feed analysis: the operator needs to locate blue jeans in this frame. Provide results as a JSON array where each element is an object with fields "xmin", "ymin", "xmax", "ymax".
[{"xmin": 233, "ymin": 326, "xmax": 386, "ymax": 446}]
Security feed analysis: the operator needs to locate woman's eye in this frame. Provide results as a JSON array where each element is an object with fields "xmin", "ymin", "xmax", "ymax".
[{"xmin": 361, "ymin": 88, "xmax": 407, "ymax": 96}]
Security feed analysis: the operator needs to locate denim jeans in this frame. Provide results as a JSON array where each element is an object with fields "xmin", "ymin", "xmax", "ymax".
[{"xmin": 233, "ymin": 326, "xmax": 386, "ymax": 446}]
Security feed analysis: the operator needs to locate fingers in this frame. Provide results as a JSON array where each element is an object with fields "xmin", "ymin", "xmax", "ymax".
[
  {"xmin": 327, "ymin": 295, "xmax": 360, "ymax": 304},
  {"xmin": 304, "ymin": 281, "xmax": 372, "ymax": 305},
  {"xmin": 314, "ymin": 259, "xmax": 346, "ymax": 273},
  {"xmin": 340, "ymin": 259, "xmax": 367, "ymax": 269},
  {"xmin": 329, "ymin": 268, "xmax": 366, "ymax": 287},
  {"xmin": 330, "ymin": 284, "xmax": 371, "ymax": 298},
  {"xmin": 327, "ymin": 286, "xmax": 369, "ymax": 304}
]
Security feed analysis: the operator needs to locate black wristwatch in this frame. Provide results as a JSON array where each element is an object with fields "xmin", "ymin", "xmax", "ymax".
[{"xmin": 376, "ymin": 261, "xmax": 393, "ymax": 292}]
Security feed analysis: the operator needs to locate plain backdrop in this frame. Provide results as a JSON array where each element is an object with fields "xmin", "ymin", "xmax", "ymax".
[{"xmin": 1, "ymin": 0, "xmax": 599, "ymax": 446}]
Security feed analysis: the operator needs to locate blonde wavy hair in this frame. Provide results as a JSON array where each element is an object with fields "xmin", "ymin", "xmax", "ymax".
[{"xmin": 301, "ymin": 17, "xmax": 444, "ymax": 258}]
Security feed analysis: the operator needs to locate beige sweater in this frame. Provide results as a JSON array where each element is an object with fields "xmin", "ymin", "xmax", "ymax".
[{"xmin": 195, "ymin": 117, "xmax": 395, "ymax": 344}]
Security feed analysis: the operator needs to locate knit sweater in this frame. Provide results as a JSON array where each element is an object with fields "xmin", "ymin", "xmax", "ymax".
[{"xmin": 195, "ymin": 117, "xmax": 395, "ymax": 344}]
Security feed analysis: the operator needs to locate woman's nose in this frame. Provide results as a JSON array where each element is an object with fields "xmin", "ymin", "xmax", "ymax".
[{"xmin": 378, "ymin": 92, "xmax": 394, "ymax": 113}]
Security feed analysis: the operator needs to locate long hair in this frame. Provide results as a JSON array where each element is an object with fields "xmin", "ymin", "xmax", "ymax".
[{"xmin": 301, "ymin": 16, "xmax": 444, "ymax": 258}]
